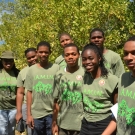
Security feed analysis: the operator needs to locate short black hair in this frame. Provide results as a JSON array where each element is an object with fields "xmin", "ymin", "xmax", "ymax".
[
  {"xmin": 90, "ymin": 28, "xmax": 104, "ymax": 38},
  {"xmin": 126, "ymin": 35, "xmax": 135, "ymax": 42},
  {"xmin": 37, "ymin": 41, "xmax": 51, "ymax": 52},
  {"xmin": 82, "ymin": 42, "xmax": 108, "ymax": 77},
  {"xmin": 64, "ymin": 43, "xmax": 79, "ymax": 54},
  {"xmin": 24, "ymin": 48, "xmax": 36, "ymax": 56},
  {"xmin": 58, "ymin": 32, "xmax": 72, "ymax": 41}
]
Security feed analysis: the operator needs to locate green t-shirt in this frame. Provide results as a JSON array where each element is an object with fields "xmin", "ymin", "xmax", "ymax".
[
  {"xmin": 53, "ymin": 67, "xmax": 84, "ymax": 131},
  {"xmin": 25, "ymin": 63, "xmax": 59, "ymax": 118},
  {"xmin": 82, "ymin": 72, "xmax": 118, "ymax": 122},
  {"xmin": 0, "ymin": 69, "xmax": 17, "ymax": 110},
  {"xmin": 17, "ymin": 66, "xmax": 29, "ymax": 103},
  {"xmin": 104, "ymin": 50, "xmax": 125, "ymax": 77},
  {"xmin": 117, "ymin": 72, "xmax": 135, "ymax": 135},
  {"xmin": 55, "ymin": 52, "xmax": 82, "ymax": 70}
]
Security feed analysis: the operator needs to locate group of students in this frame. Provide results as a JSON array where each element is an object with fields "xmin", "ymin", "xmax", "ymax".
[{"xmin": 0, "ymin": 28, "xmax": 134, "ymax": 135}]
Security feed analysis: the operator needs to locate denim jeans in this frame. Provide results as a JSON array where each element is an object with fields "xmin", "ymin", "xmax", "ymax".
[
  {"xmin": 0, "ymin": 109, "xmax": 16, "ymax": 135},
  {"xmin": 33, "ymin": 114, "xmax": 52, "ymax": 135}
]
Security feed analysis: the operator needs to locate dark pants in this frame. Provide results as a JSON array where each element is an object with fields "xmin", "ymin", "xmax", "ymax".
[
  {"xmin": 32, "ymin": 114, "xmax": 52, "ymax": 135},
  {"xmin": 59, "ymin": 128, "xmax": 80, "ymax": 135},
  {"xmin": 80, "ymin": 116, "xmax": 113, "ymax": 135}
]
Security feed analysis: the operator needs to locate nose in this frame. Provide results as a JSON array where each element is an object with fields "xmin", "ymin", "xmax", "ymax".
[
  {"xmin": 127, "ymin": 53, "xmax": 132, "ymax": 60},
  {"xmin": 64, "ymin": 40, "xmax": 68, "ymax": 45}
]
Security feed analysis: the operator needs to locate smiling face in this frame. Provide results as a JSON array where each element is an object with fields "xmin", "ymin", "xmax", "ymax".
[
  {"xmin": 60, "ymin": 35, "xmax": 74, "ymax": 48},
  {"xmin": 90, "ymin": 31, "xmax": 105, "ymax": 49},
  {"xmin": 37, "ymin": 46, "xmax": 51, "ymax": 63},
  {"xmin": 123, "ymin": 41, "xmax": 135, "ymax": 72},
  {"xmin": 64, "ymin": 46, "xmax": 80, "ymax": 67},
  {"xmin": 82, "ymin": 49, "xmax": 101, "ymax": 73},
  {"xmin": 2, "ymin": 59, "xmax": 14, "ymax": 71},
  {"xmin": 26, "ymin": 51, "xmax": 38, "ymax": 66}
]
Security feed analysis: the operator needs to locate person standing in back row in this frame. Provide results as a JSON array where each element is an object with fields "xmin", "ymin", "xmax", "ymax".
[
  {"xmin": 16, "ymin": 48, "xmax": 38, "ymax": 135},
  {"xmin": 89, "ymin": 28, "xmax": 125, "ymax": 77},
  {"xmin": 55, "ymin": 32, "xmax": 82, "ymax": 69}
]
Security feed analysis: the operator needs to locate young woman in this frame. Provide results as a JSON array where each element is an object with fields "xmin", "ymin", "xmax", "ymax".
[
  {"xmin": 52, "ymin": 43, "xmax": 84, "ymax": 135},
  {"xmin": 25, "ymin": 41, "xmax": 59, "ymax": 135},
  {"xmin": 16, "ymin": 48, "xmax": 38, "ymax": 134},
  {"xmin": 80, "ymin": 43, "xmax": 118, "ymax": 135},
  {"xmin": 0, "ymin": 51, "xmax": 19, "ymax": 135},
  {"xmin": 117, "ymin": 36, "xmax": 135, "ymax": 135}
]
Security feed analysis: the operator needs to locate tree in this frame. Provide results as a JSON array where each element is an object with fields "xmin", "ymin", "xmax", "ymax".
[{"xmin": 0, "ymin": 0, "xmax": 135, "ymax": 69}]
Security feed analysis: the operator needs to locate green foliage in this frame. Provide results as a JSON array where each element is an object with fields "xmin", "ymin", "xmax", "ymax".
[{"xmin": 0, "ymin": 0, "xmax": 135, "ymax": 69}]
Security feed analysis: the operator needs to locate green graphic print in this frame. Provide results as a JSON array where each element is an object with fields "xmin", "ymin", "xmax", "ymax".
[
  {"xmin": 33, "ymin": 81, "xmax": 52, "ymax": 94},
  {"xmin": 118, "ymin": 100, "xmax": 135, "ymax": 126},
  {"xmin": 83, "ymin": 96, "xmax": 104, "ymax": 112},
  {"xmin": 61, "ymin": 89, "xmax": 82, "ymax": 104}
]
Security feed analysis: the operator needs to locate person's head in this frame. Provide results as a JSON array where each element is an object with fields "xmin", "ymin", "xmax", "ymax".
[
  {"xmin": 64, "ymin": 43, "xmax": 80, "ymax": 68},
  {"xmin": 89, "ymin": 28, "xmax": 105, "ymax": 49},
  {"xmin": 0, "ymin": 51, "xmax": 15, "ymax": 71},
  {"xmin": 58, "ymin": 32, "xmax": 74, "ymax": 48},
  {"xmin": 82, "ymin": 43, "xmax": 108, "ymax": 77},
  {"xmin": 123, "ymin": 36, "xmax": 135, "ymax": 72},
  {"xmin": 24, "ymin": 48, "xmax": 38, "ymax": 66},
  {"xmin": 37, "ymin": 41, "xmax": 51, "ymax": 63}
]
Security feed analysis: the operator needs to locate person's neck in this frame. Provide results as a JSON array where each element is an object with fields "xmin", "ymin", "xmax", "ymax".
[
  {"xmin": 66, "ymin": 65, "xmax": 79, "ymax": 73},
  {"xmin": 39, "ymin": 61, "xmax": 49, "ymax": 68},
  {"xmin": 101, "ymin": 47, "xmax": 107, "ymax": 54},
  {"xmin": 131, "ymin": 71, "xmax": 135, "ymax": 77},
  {"xmin": 2, "ymin": 68, "xmax": 12, "ymax": 73},
  {"xmin": 90, "ymin": 67, "xmax": 101, "ymax": 79}
]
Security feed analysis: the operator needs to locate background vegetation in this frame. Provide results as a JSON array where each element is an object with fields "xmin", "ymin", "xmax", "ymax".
[{"xmin": 0, "ymin": 0, "xmax": 135, "ymax": 69}]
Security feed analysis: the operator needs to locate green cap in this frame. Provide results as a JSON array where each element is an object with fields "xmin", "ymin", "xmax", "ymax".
[{"xmin": 0, "ymin": 51, "xmax": 15, "ymax": 59}]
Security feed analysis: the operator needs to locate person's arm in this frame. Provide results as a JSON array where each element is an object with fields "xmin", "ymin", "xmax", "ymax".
[
  {"xmin": 52, "ymin": 99, "xmax": 59, "ymax": 135},
  {"xmin": 27, "ymin": 90, "xmax": 34, "ymax": 129},
  {"xmin": 16, "ymin": 86, "xmax": 24, "ymax": 123},
  {"xmin": 102, "ymin": 119, "xmax": 116, "ymax": 135}
]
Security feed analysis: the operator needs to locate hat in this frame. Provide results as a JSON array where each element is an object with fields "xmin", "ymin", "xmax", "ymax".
[{"xmin": 0, "ymin": 51, "xmax": 15, "ymax": 59}]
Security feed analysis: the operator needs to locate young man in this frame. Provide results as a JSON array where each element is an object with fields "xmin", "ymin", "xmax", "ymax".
[
  {"xmin": 55, "ymin": 32, "xmax": 82, "ymax": 69},
  {"xmin": 89, "ymin": 28, "xmax": 125, "ymax": 77},
  {"xmin": 117, "ymin": 36, "xmax": 135, "ymax": 135},
  {"xmin": 16, "ymin": 48, "xmax": 38, "ymax": 134},
  {"xmin": 25, "ymin": 41, "xmax": 59, "ymax": 135},
  {"xmin": 52, "ymin": 43, "xmax": 84, "ymax": 135}
]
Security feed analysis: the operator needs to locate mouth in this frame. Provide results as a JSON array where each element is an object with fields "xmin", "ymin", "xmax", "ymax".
[{"xmin": 127, "ymin": 63, "xmax": 135, "ymax": 67}]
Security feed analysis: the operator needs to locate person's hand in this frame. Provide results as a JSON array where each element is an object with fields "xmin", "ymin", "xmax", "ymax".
[
  {"xmin": 16, "ymin": 112, "xmax": 23, "ymax": 123},
  {"xmin": 27, "ymin": 115, "xmax": 34, "ymax": 129},
  {"xmin": 52, "ymin": 122, "xmax": 58, "ymax": 135}
]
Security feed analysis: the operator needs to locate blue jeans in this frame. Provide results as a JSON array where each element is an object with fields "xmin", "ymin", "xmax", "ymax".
[
  {"xmin": 33, "ymin": 114, "xmax": 52, "ymax": 135},
  {"xmin": 0, "ymin": 109, "xmax": 16, "ymax": 135}
]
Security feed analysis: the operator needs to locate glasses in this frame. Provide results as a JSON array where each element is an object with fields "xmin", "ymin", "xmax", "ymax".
[{"xmin": 2, "ymin": 59, "xmax": 14, "ymax": 62}]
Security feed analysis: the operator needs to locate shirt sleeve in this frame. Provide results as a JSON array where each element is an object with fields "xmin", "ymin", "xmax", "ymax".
[
  {"xmin": 17, "ymin": 72, "xmax": 23, "ymax": 87},
  {"xmin": 24, "ymin": 69, "xmax": 33, "ymax": 91},
  {"xmin": 113, "ymin": 57, "xmax": 125, "ymax": 78}
]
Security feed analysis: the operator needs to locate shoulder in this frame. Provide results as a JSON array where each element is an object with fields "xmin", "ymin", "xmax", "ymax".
[
  {"xmin": 19, "ymin": 66, "xmax": 29, "ymax": 74},
  {"xmin": 107, "ymin": 50, "xmax": 121, "ymax": 59},
  {"xmin": 55, "ymin": 55, "xmax": 64, "ymax": 64},
  {"xmin": 121, "ymin": 72, "xmax": 130, "ymax": 80}
]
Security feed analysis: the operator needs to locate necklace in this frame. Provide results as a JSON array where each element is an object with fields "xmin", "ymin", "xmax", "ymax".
[{"xmin": 3, "ymin": 69, "xmax": 12, "ymax": 97}]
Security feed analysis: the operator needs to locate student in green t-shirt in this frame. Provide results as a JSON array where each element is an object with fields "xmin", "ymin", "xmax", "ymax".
[
  {"xmin": 25, "ymin": 41, "xmax": 59, "ymax": 135},
  {"xmin": 0, "ymin": 51, "xmax": 20, "ymax": 135},
  {"xmin": 55, "ymin": 32, "xmax": 82, "ymax": 69},
  {"xmin": 116, "ymin": 36, "xmax": 135, "ymax": 135},
  {"xmin": 80, "ymin": 43, "xmax": 118, "ymax": 135},
  {"xmin": 55, "ymin": 32, "xmax": 74, "ymax": 69},
  {"xmin": 89, "ymin": 28, "xmax": 125, "ymax": 77},
  {"xmin": 52, "ymin": 43, "xmax": 84, "ymax": 135},
  {"xmin": 16, "ymin": 48, "xmax": 38, "ymax": 134}
]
